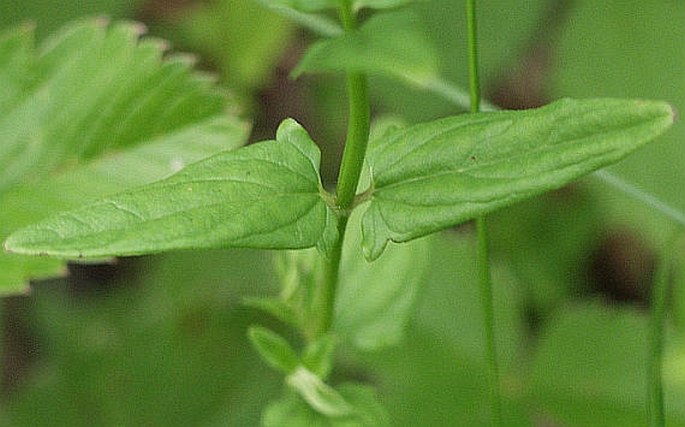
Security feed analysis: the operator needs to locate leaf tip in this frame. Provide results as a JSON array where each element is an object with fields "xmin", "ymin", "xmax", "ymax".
[{"xmin": 669, "ymin": 103, "xmax": 678, "ymax": 124}]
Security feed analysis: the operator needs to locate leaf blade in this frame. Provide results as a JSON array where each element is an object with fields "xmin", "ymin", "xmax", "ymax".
[
  {"xmin": 0, "ymin": 21, "xmax": 250, "ymax": 292},
  {"xmin": 5, "ymin": 120, "xmax": 335, "ymax": 258},
  {"xmin": 362, "ymin": 98, "xmax": 674, "ymax": 260}
]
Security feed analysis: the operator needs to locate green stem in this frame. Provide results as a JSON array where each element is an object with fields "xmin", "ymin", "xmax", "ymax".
[
  {"xmin": 317, "ymin": 0, "xmax": 370, "ymax": 337},
  {"xmin": 467, "ymin": 1, "xmax": 502, "ymax": 425},
  {"xmin": 648, "ymin": 241, "xmax": 673, "ymax": 427},
  {"xmin": 318, "ymin": 216, "xmax": 348, "ymax": 336},
  {"xmin": 466, "ymin": 0, "xmax": 481, "ymax": 113},
  {"xmin": 335, "ymin": 0, "xmax": 370, "ymax": 209}
]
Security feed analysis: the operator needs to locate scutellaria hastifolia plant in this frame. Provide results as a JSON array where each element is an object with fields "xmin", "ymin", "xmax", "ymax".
[{"xmin": 1, "ymin": 0, "xmax": 677, "ymax": 424}]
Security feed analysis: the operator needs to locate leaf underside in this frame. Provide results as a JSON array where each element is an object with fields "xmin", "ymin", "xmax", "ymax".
[{"xmin": 362, "ymin": 98, "xmax": 674, "ymax": 260}]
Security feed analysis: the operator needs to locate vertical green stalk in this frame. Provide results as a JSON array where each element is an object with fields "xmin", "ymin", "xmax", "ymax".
[
  {"xmin": 648, "ymin": 241, "xmax": 673, "ymax": 427},
  {"xmin": 317, "ymin": 0, "xmax": 370, "ymax": 337},
  {"xmin": 466, "ymin": 1, "xmax": 502, "ymax": 425},
  {"xmin": 335, "ymin": 0, "xmax": 371, "ymax": 209}
]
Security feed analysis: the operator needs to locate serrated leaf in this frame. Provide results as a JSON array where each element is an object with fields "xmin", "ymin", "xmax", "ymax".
[
  {"xmin": 361, "ymin": 98, "xmax": 674, "ymax": 260},
  {"xmin": 248, "ymin": 326, "xmax": 300, "ymax": 374},
  {"xmin": 5, "ymin": 119, "xmax": 336, "ymax": 258},
  {"xmin": 0, "ymin": 21, "xmax": 248, "ymax": 293}
]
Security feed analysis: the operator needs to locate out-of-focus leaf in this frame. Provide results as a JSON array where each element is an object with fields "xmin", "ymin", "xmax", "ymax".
[
  {"xmin": 249, "ymin": 326, "xmax": 300, "ymax": 374},
  {"xmin": 302, "ymin": 335, "xmax": 336, "ymax": 378},
  {"xmin": 1, "ymin": 248, "xmax": 283, "ymax": 426},
  {"xmin": 179, "ymin": 0, "xmax": 295, "ymax": 93},
  {"xmin": 293, "ymin": 10, "xmax": 439, "ymax": 86},
  {"xmin": 529, "ymin": 304, "xmax": 685, "ymax": 426},
  {"xmin": 489, "ymin": 189, "xmax": 601, "ymax": 315},
  {"xmin": 5, "ymin": 119, "xmax": 336, "ymax": 258},
  {"xmin": 359, "ymin": 233, "xmax": 528, "ymax": 424},
  {"xmin": 286, "ymin": 367, "xmax": 353, "ymax": 417},
  {"xmin": 258, "ymin": 0, "xmax": 416, "ymax": 12},
  {"xmin": 361, "ymin": 98, "xmax": 674, "ymax": 260},
  {"xmin": 264, "ymin": 383, "xmax": 389, "ymax": 426},
  {"xmin": 551, "ymin": 0, "xmax": 685, "ymax": 218},
  {"xmin": 0, "ymin": 0, "xmax": 144, "ymax": 37},
  {"xmin": 0, "ymin": 21, "xmax": 248, "ymax": 293},
  {"xmin": 334, "ymin": 208, "xmax": 433, "ymax": 350}
]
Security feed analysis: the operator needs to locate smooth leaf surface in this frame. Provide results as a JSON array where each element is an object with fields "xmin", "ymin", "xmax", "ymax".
[
  {"xmin": 271, "ymin": 205, "xmax": 432, "ymax": 352},
  {"xmin": 263, "ymin": 384, "xmax": 389, "ymax": 426},
  {"xmin": 550, "ymin": 0, "xmax": 685, "ymax": 246},
  {"xmin": 0, "ymin": 21, "xmax": 248, "ymax": 293},
  {"xmin": 529, "ymin": 304, "xmax": 685, "ymax": 426},
  {"xmin": 286, "ymin": 367, "xmax": 353, "ymax": 417},
  {"xmin": 293, "ymin": 11, "xmax": 438, "ymax": 85},
  {"xmin": 5, "ymin": 119, "xmax": 336, "ymax": 258},
  {"xmin": 361, "ymin": 98, "xmax": 674, "ymax": 260},
  {"xmin": 334, "ymin": 208, "xmax": 433, "ymax": 350},
  {"xmin": 301, "ymin": 336, "xmax": 336, "ymax": 378},
  {"xmin": 179, "ymin": 0, "xmax": 296, "ymax": 93},
  {"xmin": 248, "ymin": 326, "xmax": 300, "ymax": 374},
  {"xmin": 258, "ymin": 0, "xmax": 415, "ymax": 12}
]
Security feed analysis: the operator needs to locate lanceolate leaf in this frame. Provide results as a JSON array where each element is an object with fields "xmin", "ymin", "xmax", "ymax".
[
  {"xmin": 258, "ymin": 0, "xmax": 415, "ymax": 13},
  {"xmin": 5, "ymin": 119, "xmax": 335, "ymax": 258},
  {"xmin": 0, "ymin": 21, "xmax": 248, "ymax": 293},
  {"xmin": 361, "ymin": 98, "xmax": 674, "ymax": 260}
]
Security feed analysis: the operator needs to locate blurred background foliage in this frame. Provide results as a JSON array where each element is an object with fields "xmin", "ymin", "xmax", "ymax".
[{"xmin": 1, "ymin": 0, "xmax": 684, "ymax": 425}]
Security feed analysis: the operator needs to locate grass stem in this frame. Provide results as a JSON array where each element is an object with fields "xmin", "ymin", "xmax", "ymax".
[
  {"xmin": 648, "ymin": 241, "xmax": 674, "ymax": 427},
  {"xmin": 467, "ymin": 1, "xmax": 502, "ymax": 424}
]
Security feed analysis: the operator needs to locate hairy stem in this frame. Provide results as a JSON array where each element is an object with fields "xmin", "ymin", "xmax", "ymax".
[
  {"xmin": 648, "ymin": 241, "xmax": 673, "ymax": 427},
  {"xmin": 317, "ymin": 0, "xmax": 370, "ymax": 337},
  {"xmin": 467, "ymin": 0, "xmax": 502, "ymax": 424}
]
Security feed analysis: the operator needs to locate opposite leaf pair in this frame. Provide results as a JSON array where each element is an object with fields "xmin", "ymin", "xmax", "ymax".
[{"xmin": 5, "ymin": 98, "xmax": 675, "ymax": 263}]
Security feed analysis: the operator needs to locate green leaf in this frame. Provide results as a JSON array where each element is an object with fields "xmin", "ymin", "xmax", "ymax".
[
  {"xmin": 550, "ymin": 0, "xmax": 685, "ymax": 235},
  {"xmin": 301, "ymin": 335, "xmax": 336, "ymax": 378},
  {"xmin": 335, "ymin": 208, "xmax": 433, "ymax": 350},
  {"xmin": 272, "ymin": 206, "xmax": 432, "ymax": 352},
  {"xmin": 285, "ymin": 367, "xmax": 353, "ymax": 418},
  {"xmin": 293, "ymin": 10, "xmax": 438, "ymax": 83},
  {"xmin": 244, "ymin": 297, "xmax": 300, "ymax": 329},
  {"xmin": 5, "ymin": 119, "xmax": 335, "ymax": 258},
  {"xmin": 0, "ymin": 21, "xmax": 249, "ymax": 293},
  {"xmin": 263, "ymin": 384, "xmax": 389, "ymax": 426},
  {"xmin": 257, "ymin": 0, "xmax": 336, "ymax": 13},
  {"xmin": 258, "ymin": 0, "xmax": 415, "ymax": 12},
  {"xmin": 361, "ymin": 98, "xmax": 674, "ymax": 260},
  {"xmin": 248, "ymin": 326, "xmax": 300, "ymax": 374},
  {"xmin": 178, "ymin": 0, "xmax": 297, "ymax": 92},
  {"xmin": 529, "ymin": 304, "xmax": 685, "ymax": 426}
]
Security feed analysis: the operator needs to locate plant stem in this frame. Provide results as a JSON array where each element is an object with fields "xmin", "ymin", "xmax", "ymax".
[
  {"xmin": 317, "ymin": 0, "xmax": 370, "ymax": 337},
  {"xmin": 467, "ymin": 1, "xmax": 502, "ymax": 425},
  {"xmin": 648, "ymin": 241, "xmax": 673, "ymax": 427},
  {"xmin": 466, "ymin": 0, "xmax": 481, "ymax": 114},
  {"xmin": 318, "ymin": 216, "xmax": 347, "ymax": 336},
  {"xmin": 335, "ymin": 0, "xmax": 370, "ymax": 209}
]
